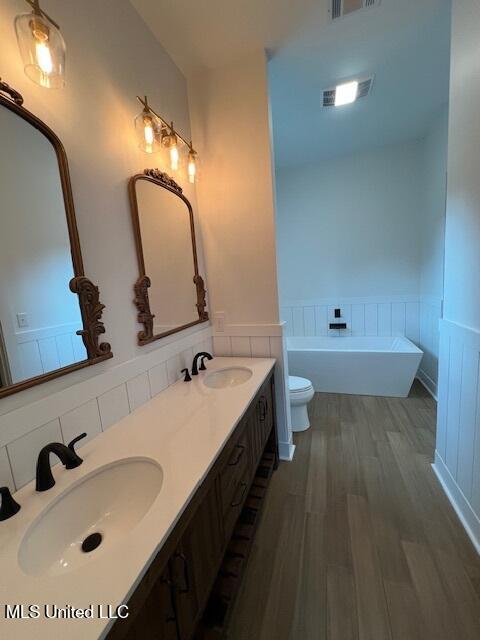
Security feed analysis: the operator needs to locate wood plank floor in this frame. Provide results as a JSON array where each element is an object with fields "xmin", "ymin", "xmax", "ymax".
[{"xmin": 226, "ymin": 382, "xmax": 480, "ymax": 640}]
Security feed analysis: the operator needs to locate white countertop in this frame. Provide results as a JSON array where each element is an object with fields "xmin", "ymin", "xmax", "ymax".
[{"xmin": 0, "ymin": 357, "xmax": 275, "ymax": 639}]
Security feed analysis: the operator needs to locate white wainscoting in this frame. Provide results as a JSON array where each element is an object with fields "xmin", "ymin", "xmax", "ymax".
[
  {"xmin": 433, "ymin": 319, "xmax": 480, "ymax": 553},
  {"xmin": 212, "ymin": 323, "xmax": 294, "ymax": 462},
  {"xmin": 13, "ymin": 322, "xmax": 86, "ymax": 383},
  {"xmin": 0, "ymin": 325, "xmax": 213, "ymax": 492},
  {"xmin": 418, "ymin": 297, "xmax": 443, "ymax": 399},
  {"xmin": 281, "ymin": 296, "xmax": 421, "ymax": 340}
]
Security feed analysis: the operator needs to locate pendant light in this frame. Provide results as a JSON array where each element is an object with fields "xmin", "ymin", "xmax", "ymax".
[
  {"xmin": 14, "ymin": 0, "xmax": 66, "ymax": 89},
  {"xmin": 161, "ymin": 124, "xmax": 180, "ymax": 171},
  {"xmin": 187, "ymin": 146, "xmax": 198, "ymax": 184},
  {"xmin": 134, "ymin": 97, "xmax": 161, "ymax": 154}
]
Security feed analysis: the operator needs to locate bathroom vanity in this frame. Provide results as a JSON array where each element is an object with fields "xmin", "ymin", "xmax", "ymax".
[
  {"xmin": 108, "ymin": 363, "xmax": 277, "ymax": 640},
  {"xmin": 0, "ymin": 357, "xmax": 277, "ymax": 640}
]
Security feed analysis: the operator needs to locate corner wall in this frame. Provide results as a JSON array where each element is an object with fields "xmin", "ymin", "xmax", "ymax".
[
  {"xmin": 433, "ymin": 0, "xmax": 480, "ymax": 553},
  {"xmin": 188, "ymin": 53, "xmax": 293, "ymax": 460}
]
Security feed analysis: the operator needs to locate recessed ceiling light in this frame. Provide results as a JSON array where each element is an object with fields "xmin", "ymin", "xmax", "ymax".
[{"xmin": 334, "ymin": 80, "xmax": 359, "ymax": 107}]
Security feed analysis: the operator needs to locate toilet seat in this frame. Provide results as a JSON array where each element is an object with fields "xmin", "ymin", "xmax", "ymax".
[{"xmin": 289, "ymin": 376, "xmax": 314, "ymax": 394}]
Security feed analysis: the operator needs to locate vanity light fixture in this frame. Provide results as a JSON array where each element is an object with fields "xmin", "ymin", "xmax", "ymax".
[
  {"xmin": 14, "ymin": 0, "xmax": 66, "ymax": 89},
  {"xmin": 134, "ymin": 96, "xmax": 199, "ymax": 182}
]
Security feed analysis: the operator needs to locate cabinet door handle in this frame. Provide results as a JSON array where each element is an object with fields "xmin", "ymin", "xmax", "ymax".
[
  {"xmin": 160, "ymin": 576, "xmax": 177, "ymax": 623},
  {"xmin": 259, "ymin": 397, "xmax": 266, "ymax": 422},
  {"xmin": 174, "ymin": 553, "xmax": 190, "ymax": 594},
  {"xmin": 228, "ymin": 444, "xmax": 245, "ymax": 466},
  {"xmin": 231, "ymin": 481, "xmax": 248, "ymax": 507}
]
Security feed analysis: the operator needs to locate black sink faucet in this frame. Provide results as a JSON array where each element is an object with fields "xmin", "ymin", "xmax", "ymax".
[
  {"xmin": 191, "ymin": 351, "xmax": 213, "ymax": 376},
  {"xmin": 0, "ymin": 487, "xmax": 21, "ymax": 521},
  {"xmin": 36, "ymin": 433, "xmax": 87, "ymax": 492}
]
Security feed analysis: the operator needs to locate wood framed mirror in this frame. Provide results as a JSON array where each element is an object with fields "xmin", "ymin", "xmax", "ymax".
[
  {"xmin": 0, "ymin": 80, "xmax": 112, "ymax": 399},
  {"xmin": 129, "ymin": 169, "xmax": 208, "ymax": 345}
]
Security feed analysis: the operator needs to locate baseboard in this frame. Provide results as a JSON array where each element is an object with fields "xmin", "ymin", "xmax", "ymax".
[
  {"xmin": 416, "ymin": 370, "xmax": 438, "ymax": 400},
  {"xmin": 279, "ymin": 441, "xmax": 296, "ymax": 461},
  {"xmin": 432, "ymin": 451, "xmax": 480, "ymax": 555}
]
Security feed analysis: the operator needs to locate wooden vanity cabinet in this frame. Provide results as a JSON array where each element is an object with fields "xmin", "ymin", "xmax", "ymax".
[{"xmin": 108, "ymin": 370, "xmax": 277, "ymax": 640}]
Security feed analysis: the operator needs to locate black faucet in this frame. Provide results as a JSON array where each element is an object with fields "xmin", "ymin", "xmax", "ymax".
[
  {"xmin": 36, "ymin": 433, "xmax": 87, "ymax": 492},
  {"xmin": 0, "ymin": 486, "xmax": 21, "ymax": 521},
  {"xmin": 191, "ymin": 351, "xmax": 213, "ymax": 376},
  {"xmin": 181, "ymin": 368, "xmax": 192, "ymax": 382}
]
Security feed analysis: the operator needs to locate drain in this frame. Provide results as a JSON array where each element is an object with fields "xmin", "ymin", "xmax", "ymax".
[{"xmin": 81, "ymin": 532, "xmax": 103, "ymax": 553}]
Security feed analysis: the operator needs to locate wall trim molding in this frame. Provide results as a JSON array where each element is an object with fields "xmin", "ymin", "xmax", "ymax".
[
  {"xmin": 432, "ymin": 451, "xmax": 480, "ymax": 555},
  {"xmin": 279, "ymin": 441, "xmax": 296, "ymax": 461},
  {"xmin": 441, "ymin": 317, "xmax": 480, "ymax": 343},
  {"xmin": 282, "ymin": 294, "xmax": 422, "ymax": 307},
  {"xmin": 416, "ymin": 370, "xmax": 438, "ymax": 400}
]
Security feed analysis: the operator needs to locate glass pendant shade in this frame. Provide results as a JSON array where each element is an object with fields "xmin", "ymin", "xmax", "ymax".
[
  {"xmin": 134, "ymin": 109, "xmax": 161, "ymax": 154},
  {"xmin": 14, "ymin": 11, "xmax": 66, "ymax": 89},
  {"xmin": 161, "ymin": 128, "xmax": 180, "ymax": 171}
]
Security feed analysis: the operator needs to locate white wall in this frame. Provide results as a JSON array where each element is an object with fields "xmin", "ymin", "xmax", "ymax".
[
  {"xmin": 0, "ymin": 0, "xmax": 212, "ymax": 489},
  {"xmin": 433, "ymin": 0, "xmax": 480, "ymax": 553},
  {"xmin": 188, "ymin": 53, "xmax": 293, "ymax": 460},
  {"xmin": 276, "ymin": 130, "xmax": 448, "ymax": 395},
  {"xmin": 418, "ymin": 107, "xmax": 449, "ymax": 396},
  {"xmin": 276, "ymin": 141, "xmax": 425, "ymax": 302}
]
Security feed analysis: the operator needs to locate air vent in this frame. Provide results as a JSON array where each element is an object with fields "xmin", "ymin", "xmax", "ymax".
[
  {"xmin": 331, "ymin": 0, "xmax": 380, "ymax": 20},
  {"xmin": 323, "ymin": 77, "xmax": 374, "ymax": 107}
]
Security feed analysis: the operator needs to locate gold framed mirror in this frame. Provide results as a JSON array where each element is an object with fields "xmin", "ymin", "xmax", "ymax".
[
  {"xmin": 129, "ymin": 169, "xmax": 208, "ymax": 345},
  {"xmin": 0, "ymin": 80, "xmax": 112, "ymax": 398}
]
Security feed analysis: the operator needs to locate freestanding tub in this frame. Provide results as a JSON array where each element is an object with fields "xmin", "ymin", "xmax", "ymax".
[{"xmin": 287, "ymin": 336, "xmax": 423, "ymax": 398}]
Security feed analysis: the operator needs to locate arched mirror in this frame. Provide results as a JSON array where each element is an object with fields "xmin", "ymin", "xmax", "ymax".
[
  {"xmin": 129, "ymin": 169, "xmax": 208, "ymax": 345},
  {"xmin": 0, "ymin": 81, "xmax": 112, "ymax": 398}
]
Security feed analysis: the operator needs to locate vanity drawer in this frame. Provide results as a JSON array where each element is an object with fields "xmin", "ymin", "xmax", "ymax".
[
  {"xmin": 223, "ymin": 467, "xmax": 250, "ymax": 543},
  {"xmin": 219, "ymin": 422, "xmax": 250, "ymax": 514}
]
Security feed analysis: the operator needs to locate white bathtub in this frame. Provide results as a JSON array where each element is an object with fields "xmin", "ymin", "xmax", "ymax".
[{"xmin": 287, "ymin": 336, "xmax": 423, "ymax": 398}]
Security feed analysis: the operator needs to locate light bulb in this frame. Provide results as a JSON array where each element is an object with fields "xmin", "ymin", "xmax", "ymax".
[
  {"xmin": 35, "ymin": 40, "xmax": 53, "ymax": 74},
  {"xmin": 135, "ymin": 105, "xmax": 160, "ymax": 153},
  {"xmin": 143, "ymin": 116, "xmax": 155, "ymax": 153},
  {"xmin": 170, "ymin": 144, "xmax": 179, "ymax": 171},
  {"xmin": 188, "ymin": 150, "xmax": 197, "ymax": 183}
]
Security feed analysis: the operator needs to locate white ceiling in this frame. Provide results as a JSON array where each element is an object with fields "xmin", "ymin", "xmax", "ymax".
[
  {"xmin": 270, "ymin": 0, "xmax": 452, "ymax": 167},
  {"xmin": 129, "ymin": 0, "xmax": 329, "ymax": 74},
  {"xmin": 130, "ymin": 0, "xmax": 452, "ymax": 168}
]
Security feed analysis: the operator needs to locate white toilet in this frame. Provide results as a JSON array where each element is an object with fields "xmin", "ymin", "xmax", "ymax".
[{"xmin": 289, "ymin": 376, "xmax": 315, "ymax": 432}]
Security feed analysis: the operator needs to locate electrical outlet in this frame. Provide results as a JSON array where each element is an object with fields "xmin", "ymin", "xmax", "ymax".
[
  {"xmin": 16, "ymin": 313, "xmax": 28, "ymax": 328},
  {"xmin": 214, "ymin": 311, "xmax": 226, "ymax": 332}
]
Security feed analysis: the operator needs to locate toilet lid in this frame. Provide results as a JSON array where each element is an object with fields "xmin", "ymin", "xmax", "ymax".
[{"xmin": 289, "ymin": 376, "xmax": 313, "ymax": 393}]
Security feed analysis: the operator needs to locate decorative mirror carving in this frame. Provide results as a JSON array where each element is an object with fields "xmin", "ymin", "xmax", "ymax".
[
  {"xmin": 0, "ymin": 80, "xmax": 112, "ymax": 398},
  {"xmin": 129, "ymin": 169, "xmax": 208, "ymax": 345}
]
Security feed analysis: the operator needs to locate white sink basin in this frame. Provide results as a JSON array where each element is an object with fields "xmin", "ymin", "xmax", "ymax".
[
  {"xmin": 203, "ymin": 367, "xmax": 253, "ymax": 389},
  {"xmin": 18, "ymin": 457, "xmax": 163, "ymax": 577}
]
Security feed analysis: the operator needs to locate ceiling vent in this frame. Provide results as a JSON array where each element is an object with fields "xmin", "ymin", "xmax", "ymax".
[
  {"xmin": 331, "ymin": 0, "xmax": 380, "ymax": 20},
  {"xmin": 322, "ymin": 77, "xmax": 374, "ymax": 107}
]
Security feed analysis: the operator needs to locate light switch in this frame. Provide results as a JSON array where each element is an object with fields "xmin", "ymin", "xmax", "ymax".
[{"xmin": 16, "ymin": 313, "xmax": 28, "ymax": 328}]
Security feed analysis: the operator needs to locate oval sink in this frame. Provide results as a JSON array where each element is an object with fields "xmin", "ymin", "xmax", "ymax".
[
  {"xmin": 19, "ymin": 457, "xmax": 163, "ymax": 577},
  {"xmin": 203, "ymin": 367, "xmax": 253, "ymax": 389}
]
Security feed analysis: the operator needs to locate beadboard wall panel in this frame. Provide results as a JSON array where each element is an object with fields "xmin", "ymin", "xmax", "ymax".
[{"xmin": 433, "ymin": 319, "xmax": 480, "ymax": 553}]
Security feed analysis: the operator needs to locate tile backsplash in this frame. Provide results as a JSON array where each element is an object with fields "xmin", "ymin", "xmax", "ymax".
[{"xmin": 0, "ymin": 326, "xmax": 213, "ymax": 492}]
